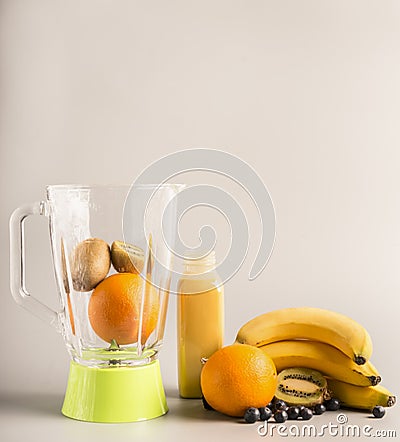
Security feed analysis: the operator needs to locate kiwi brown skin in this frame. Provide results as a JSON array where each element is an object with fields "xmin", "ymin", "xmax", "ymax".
[
  {"xmin": 111, "ymin": 241, "xmax": 144, "ymax": 274},
  {"xmin": 70, "ymin": 238, "xmax": 111, "ymax": 292}
]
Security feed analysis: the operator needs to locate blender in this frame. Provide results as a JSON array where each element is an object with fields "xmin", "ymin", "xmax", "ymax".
[{"xmin": 10, "ymin": 184, "xmax": 182, "ymax": 422}]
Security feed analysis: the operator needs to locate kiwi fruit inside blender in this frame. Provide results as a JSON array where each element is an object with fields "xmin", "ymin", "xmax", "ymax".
[
  {"xmin": 111, "ymin": 240, "xmax": 145, "ymax": 274},
  {"xmin": 70, "ymin": 238, "xmax": 111, "ymax": 292}
]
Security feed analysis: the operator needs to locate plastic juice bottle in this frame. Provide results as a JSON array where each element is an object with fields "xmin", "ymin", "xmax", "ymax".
[{"xmin": 177, "ymin": 251, "xmax": 224, "ymax": 398}]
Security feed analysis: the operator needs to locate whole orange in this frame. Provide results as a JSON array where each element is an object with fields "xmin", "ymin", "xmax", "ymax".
[
  {"xmin": 88, "ymin": 273, "xmax": 159, "ymax": 345},
  {"xmin": 200, "ymin": 344, "xmax": 277, "ymax": 417}
]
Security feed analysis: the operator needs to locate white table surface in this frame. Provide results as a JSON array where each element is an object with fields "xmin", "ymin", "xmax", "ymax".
[{"xmin": 1, "ymin": 386, "xmax": 399, "ymax": 442}]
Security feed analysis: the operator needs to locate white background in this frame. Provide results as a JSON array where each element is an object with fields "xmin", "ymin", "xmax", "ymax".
[{"xmin": 1, "ymin": 1, "xmax": 399, "ymax": 440}]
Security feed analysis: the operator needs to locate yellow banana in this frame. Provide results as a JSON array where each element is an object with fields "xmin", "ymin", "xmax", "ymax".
[
  {"xmin": 235, "ymin": 307, "xmax": 372, "ymax": 365},
  {"xmin": 260, "ymin": 340, "xmax": 380, "ymax": 387},
  {"xmin": 326, "ymin": 378, "xmax": 396, "ymax": 410}
]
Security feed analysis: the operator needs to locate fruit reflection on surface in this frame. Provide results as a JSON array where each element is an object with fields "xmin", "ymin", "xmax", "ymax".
[
  {"xmin": 88, "ymin": 273, "xmax": 159, "ymax": 345},
  {"xmin": 200, "ymin": 344, "xmax": 277, "ymax": 417}
]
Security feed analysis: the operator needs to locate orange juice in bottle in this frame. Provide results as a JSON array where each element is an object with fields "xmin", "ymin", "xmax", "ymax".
[{"xmin": 177, "ymin": 251, "xmax": 224, "ymax": 398}]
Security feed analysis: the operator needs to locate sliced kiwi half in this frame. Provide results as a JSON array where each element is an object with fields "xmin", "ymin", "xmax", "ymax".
[
  {"xmin": 275, "ymin": 368, "xmax": 330, "ymax": 407},
  {"xmin": 111, "ymin": 240, "xmax": 145, "ymax": 274}
]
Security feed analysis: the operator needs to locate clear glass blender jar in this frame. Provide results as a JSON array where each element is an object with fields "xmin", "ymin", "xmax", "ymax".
[{"xmin": 10, "ymin": 184, "xmax": 183, "ymax": 422}]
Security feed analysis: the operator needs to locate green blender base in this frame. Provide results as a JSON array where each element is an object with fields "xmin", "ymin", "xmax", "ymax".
[{"xmin": 62, "ymin": 359, "xmax": 168, "ymax": 423}]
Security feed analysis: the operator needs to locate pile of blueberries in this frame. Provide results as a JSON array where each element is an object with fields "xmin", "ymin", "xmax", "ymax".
[
  {"xmin": 242, "ymin": 398, "xmax": 386, "ymax": 424},
  {"xmin": 202, "ymin": 396, "xmax": 386, "ymax": 422},
  {"xmin": 242, "ymin": 398, "xmax": 340, "ymax": 424}
]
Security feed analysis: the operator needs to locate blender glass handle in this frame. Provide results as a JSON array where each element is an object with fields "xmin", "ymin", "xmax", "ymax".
[{"xmin": 9, "ymin": 201, "xmax": 61, "ymax": 332}]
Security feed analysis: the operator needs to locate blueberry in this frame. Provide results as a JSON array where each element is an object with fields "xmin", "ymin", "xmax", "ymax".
[
  {"xmin": 274, "ymin": 410, "xmax": 289, "ymax": 423},
  {"xmin": 314, "ymin": 404, "xmax": 326, "ymax": 415},
  {"xmin": 287, "ymin": 406, "xmax": 300, "ymax": 420},
  {"xmin": 202, "ymin": 396, "xmax": 214, "ymax": 410},
  {"xmin": 300, "ymin": 407, "xmax": 313, "ymax": 420},
  {"xmin": 372, "ymin": 406, "xmax": 385, "ymax": 418},
  {"xmin": 325, "ymin": 398, "xmax": 341, "ymax": 411},
  {"xmin": 259, "ymin": 407, "xmax": 273, "ymax": 421},
  {"xmin": 274, "ymin": 400, "xmax": 288, "ymax": 411},
  {"xmin": 244, "ymin": 407, "xmax": 260, "ymax": 423},
  {"xmin": 267, "ymin": 401, "xmax": 275, "ymax": 411}
]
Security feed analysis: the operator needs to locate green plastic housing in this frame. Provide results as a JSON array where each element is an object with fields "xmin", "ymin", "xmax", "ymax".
[{"xmin": 62, "ymin": 359, "xmax": 168, "ymax": 422}]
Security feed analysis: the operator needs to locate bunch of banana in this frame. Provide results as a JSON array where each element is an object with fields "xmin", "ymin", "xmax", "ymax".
[
  {"xmin": 326, "ymin": 379, "xmax": 396, "ymax": 410},
  {"xmin": 235, "ymin": 307, "xmax": 396, "ymax": 410},
  {"xmin": 236, "ymin": 307, "xmax": 372, "ymax": 365},
  {"xmin": 259, "ymin": 340, "xmax": 380, "ymax": 387}
]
